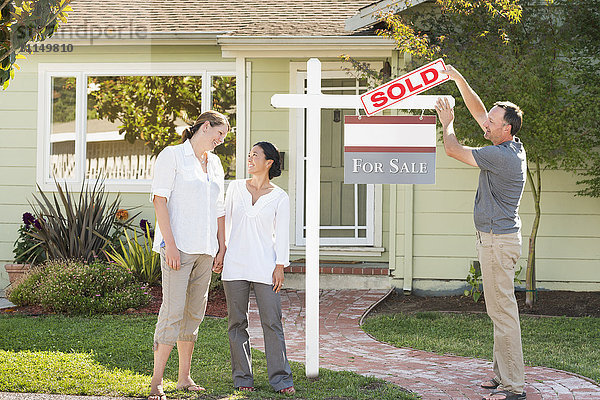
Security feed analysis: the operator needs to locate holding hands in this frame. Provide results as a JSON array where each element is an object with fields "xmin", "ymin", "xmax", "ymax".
[{"xmin": 212, "ymin": 248, "xmax": 225, "ymax": 273}]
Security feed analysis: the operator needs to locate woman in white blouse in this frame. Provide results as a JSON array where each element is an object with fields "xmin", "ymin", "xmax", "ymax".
[
  {"xmin": 148, "ymin": 110, "xmax": 229, "ymax": 400},
  {"xmin": 213, "ymin": 141, "xmax": 295, "ymax": 394}
]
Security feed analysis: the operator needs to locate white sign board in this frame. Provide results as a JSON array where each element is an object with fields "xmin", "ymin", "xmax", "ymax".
[
  {"xmin": 344, "ymin": 115, "xmax": 437, "ymax": 184},
  {"xmin": 360, "ymin": 58, "xmax": 449, "ymax": 115}
]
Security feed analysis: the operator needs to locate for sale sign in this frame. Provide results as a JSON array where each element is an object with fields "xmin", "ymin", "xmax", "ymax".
[
  {"xmin": 360, "ymin": 59, "xmax": 449, "ymax": 115},
  {"xmin": 344, "ymin": 115, "xmax": 437, "ymax": 184}
]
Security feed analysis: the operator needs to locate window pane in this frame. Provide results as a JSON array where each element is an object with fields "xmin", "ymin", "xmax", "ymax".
[
  {"xmin": 86, "ymin": 76, "xmax": 202, "ymax": 180},
  {"xmin": 50, "ymin": 77, "xmax": 76, "ymax": 180},
  {"xmin": 211, "ymin": 76, "xmax": 236, "ymax": 179}
]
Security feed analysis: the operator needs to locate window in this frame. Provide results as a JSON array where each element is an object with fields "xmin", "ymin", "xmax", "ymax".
[{"xmin": 37, "ymin": 63, "xmax": 237, "ymax": 191}]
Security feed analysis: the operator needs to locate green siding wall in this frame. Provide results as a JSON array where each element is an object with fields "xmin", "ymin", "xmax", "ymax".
[
  {"xmin": 390, "ymin": 142, "xmax": 600, "ymax": 291},
  {"xmin": 1, "ymin": 45, "xmax": 599, "ymax": 292},
  {"xmin": 247, "ymin": 59, "xmax": 291, "ymax": 191},
  {"xmin": 0, "ymin": 44, "xmax": 227, "ymax": 287}
]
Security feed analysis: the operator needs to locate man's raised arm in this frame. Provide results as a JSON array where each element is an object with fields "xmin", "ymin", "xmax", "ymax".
[{"xmin": 441, "ymin": 65, "xmax": 488, "ymax": 132}]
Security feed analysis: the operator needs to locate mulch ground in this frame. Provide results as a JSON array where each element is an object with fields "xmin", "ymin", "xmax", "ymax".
[
  {"xmin": 1, "ymin": 285, "xmax": 229, "ymax": 318},
  {"xmin": 4, "ymin": 286, "xmax": 600, "ymax": 319},
  {"xmin": 126, "ymin": 285, "xmax": 228, "ymax": 318},
  {"xmin": 370, "ymin": 290, "xmax": 600, "ymax": 318}
]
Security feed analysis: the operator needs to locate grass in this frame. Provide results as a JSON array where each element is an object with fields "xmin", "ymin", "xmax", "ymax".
[
  {"xmin": 362, "ymin": 312, "xmax": 600, "ymax": 384},
  {"xmin": 0, "ymin": 314, "xmax": 417, "ymax": 399}
]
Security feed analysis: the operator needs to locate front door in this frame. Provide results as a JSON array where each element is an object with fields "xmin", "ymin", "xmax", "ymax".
[{"xmin": 295, "ymin": 75, "xmax": 375, "ymax": 246}]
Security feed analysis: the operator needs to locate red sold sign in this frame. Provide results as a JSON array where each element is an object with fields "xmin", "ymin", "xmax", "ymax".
[{"xmin": 360, "ymin": 58, "xmax": 449, "ymax": 115}]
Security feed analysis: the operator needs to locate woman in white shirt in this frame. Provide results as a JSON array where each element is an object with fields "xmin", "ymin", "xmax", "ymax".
[
  {"xmin": 213, "ymin": 141, "xmax": 295, "ymax": 394},
  {"xmin": 148, "ymin": 110, "xmax": 229, "ymax": 400}
]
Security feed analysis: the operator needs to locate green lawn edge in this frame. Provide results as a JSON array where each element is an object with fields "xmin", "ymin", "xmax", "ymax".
[
  {"xmin": 362, "ymin": 312, "xmax": 600, "ymax": 384},
  {"xmin": 0, "ymin": 314, "xmax": 417, "ymax": 400}
]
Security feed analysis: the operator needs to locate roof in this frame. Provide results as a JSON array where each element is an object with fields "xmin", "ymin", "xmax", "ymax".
[
  {"xmin": 61, "ymin": 0, "xmax": 377, "ymax": 37},
  {"xmin": 345, "ymin": 0, "xmax": 430, "ymax": 31}
]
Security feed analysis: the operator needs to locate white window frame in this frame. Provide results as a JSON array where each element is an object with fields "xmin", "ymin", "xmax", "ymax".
[
  {"xmin": 37, "ymin": 62, "xmax": 236, "ymax": 192},
  {"xmin": 292, "ymin": 67, "xmax": 381, "ymax": 247}
]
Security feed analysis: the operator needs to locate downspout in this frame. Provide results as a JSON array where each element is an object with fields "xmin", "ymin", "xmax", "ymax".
[
  {"xmin": 389, "ymin": 186, "xmax": 397, "ymax": 274},
  {"xmin": 403, "ymin": 184, "xmax": 414, "ymax": 294},
  {"xmin": 401, "ymin": 51, "xmax": 414, "ymax": 294},
  {"xmin": 388, "ymin": 51, "xmax": 400, "ymax": 281}
]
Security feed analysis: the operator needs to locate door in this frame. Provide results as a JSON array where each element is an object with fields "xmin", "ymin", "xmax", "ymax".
[{"xmin": 295, "ymin": 75, "xmax": 374, "ymax": 246}]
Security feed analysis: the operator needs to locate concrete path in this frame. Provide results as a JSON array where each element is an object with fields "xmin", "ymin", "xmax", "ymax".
[
  {"xmin": 248, "ymin": 289, "xmax": 600, "ymax": 400},
  {"xmin": 0, "ymin": 289, "xmax": 14, "ymax": 310}
]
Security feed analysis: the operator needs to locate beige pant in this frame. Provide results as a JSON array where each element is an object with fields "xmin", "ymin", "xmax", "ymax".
[
  {"xmin": 153, "ymin": 249, "xmax": 213, "ymax": 346},
  {"xmin": 477, "ymin": 230, "xmax": 525, "ymax": 394}
]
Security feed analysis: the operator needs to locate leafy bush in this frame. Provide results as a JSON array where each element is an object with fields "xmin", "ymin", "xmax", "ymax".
[
  {"xmin": 106, "ymin": 221, "xmax": 160, "ymax": 286},
  {"xmin": 13, "ymin": 212, "xmax": 46, "ymax": 265},
  {"xmin": 7, "ymin": 260, "xmax": 150, "ymax": 315},
  {"xmin": 465, "ymin": 261, "xmax": 523, "ymax": 302},
  {"xmin": 28, "ymin": 179, "xmax": 138, "ymax": 263},
  {"xmin": 6, "ymin": 266, "xmax": 47, "ymax": 306}
]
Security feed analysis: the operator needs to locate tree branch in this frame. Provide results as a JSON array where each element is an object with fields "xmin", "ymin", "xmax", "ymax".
[
  {"xmin": 0, "ymin": 0, "xmax": 71, "ymax": 64},
  {"xmin": 0, "ymin": 0, "xmax": 11, "ymax": 12}
]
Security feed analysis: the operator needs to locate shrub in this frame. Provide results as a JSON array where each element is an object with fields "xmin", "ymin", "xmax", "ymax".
[
  {"xmin": 28, "ymin": 179, "xmax": 138, "ymax": 264},
  {"xmin": 6, "ymin": 266, "xmax": 46, "ymax": 306},
  {"xmin": 7, "ymin": 260, "xmax": 150, "ymax": 315},
  {"xmin": 106, "ymin": 222, "xmax": 161, "ymax": 286}
]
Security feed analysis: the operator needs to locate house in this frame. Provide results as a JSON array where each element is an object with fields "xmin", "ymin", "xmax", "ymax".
[{"xmin": 1, "ymin": 0, "xmax": 599, "ymax": 294}]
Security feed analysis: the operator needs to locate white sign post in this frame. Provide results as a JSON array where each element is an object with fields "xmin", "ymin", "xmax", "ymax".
[{"xmin": 271, "ymin": 58, "xmax": 454, "ymax": 379}]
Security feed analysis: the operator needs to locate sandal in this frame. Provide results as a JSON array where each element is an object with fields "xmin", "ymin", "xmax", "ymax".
[
  {"xmin": 480, "ymin": 378, "xmax": 500, "ymax": 389},
  {"xmin": 278, "ymin": 386, "xmax": 296, "ymax": 395},
  {"xmin": 176, "ymin": 384, "xmax": 205, "ymax": 392},
  {"xmin": 236, "ymin": 386, "xmax": 256, "ymax": 391},
  {"xmin": 482, "ymin": 389, "xmax": 526, "ymax": 400},
  {"xmin": 147, "ymin": 394, "xmax": 166, "ymax": 400}
]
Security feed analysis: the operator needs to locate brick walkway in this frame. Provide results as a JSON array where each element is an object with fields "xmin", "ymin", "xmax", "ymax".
[{"xmin": 247, "ymin": 289, "xmax": 600, "ymax": 400}]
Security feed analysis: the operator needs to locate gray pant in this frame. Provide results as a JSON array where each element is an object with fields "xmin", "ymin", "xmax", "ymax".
[{"xmin": 223, "ymin": 280, "xmax": 293, "ymax": 391}]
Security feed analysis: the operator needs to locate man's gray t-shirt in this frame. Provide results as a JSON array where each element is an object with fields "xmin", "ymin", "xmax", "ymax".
[{"xmin": 471, "ymin": 137, "xmax": 527, "ymax": 234}]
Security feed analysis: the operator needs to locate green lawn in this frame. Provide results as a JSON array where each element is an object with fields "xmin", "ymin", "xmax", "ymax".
[
  {"xmin": 0, "ymin": 314, "xmax": 417, "ymax": 399},
  {"xmin": 362, "ymin": 312, "xmax": 600, "ymax": 383}
]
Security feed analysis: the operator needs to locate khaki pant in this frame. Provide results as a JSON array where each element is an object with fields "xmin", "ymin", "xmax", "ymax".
[
  {"xmin": 477, "ymin": 230, "xmax": 525, "ymax": 394},
  {"xmin": 153, "ymin": 249, "xmax": 213, "ymax": 346}
]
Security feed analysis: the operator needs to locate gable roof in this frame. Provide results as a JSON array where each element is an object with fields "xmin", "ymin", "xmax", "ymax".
[{"xmin": 60, "ymin": 0, "xmax": 378, "ymax": 38}]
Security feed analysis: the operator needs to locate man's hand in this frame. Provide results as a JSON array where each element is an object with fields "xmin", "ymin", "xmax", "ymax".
[
  {"xmin": 272, "ymin": 265, "xmax": 285, "ymax": 293},
  {"xmin": 440, "ymin": 65, "xmax": 463, "ymax": 82},
  {"xmin": 212, "ymin": 248, "xmax": 225, "ymax": 273},
  {"xmin": 164, "ymin": 244, "xmax": 181, "ymax": 270},
  {"xmin": 435, "ymin": 97, "xmax": 455, "ymax": 129},
  {"xmin": 440, "ymin": 64, "xmax": 488, "ymax": 131}
]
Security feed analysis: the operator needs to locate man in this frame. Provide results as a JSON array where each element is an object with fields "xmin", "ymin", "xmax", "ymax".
[{"xmin": 435, "ymin": 65, "xmax": 527, "ymax": 400}]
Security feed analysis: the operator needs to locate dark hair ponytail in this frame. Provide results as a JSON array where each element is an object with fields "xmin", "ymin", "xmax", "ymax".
[{"xmin": 254, "ymin": 141, "xmax": 282, "ymax": 180}]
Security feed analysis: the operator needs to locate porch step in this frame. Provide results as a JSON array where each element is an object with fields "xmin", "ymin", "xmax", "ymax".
[
  {"xmin": 284, "ymin": 262, "xmax": 388, "ymax": 275},
  {"xmin": 283, "ymin": 262, "xmax": 391, "ymax": 290}
]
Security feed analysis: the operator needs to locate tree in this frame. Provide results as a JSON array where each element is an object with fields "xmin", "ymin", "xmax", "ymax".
[
  {"xmin": 1, "ymin": 0, "xmax": 72, "ymax": 89},
  {"xmin": 368, "ymin": 0, "xmax": 600, "ymax": 306},
  {"xmin": 89, "ymin": 76, "xmax": 237, "ymax": 178}
]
